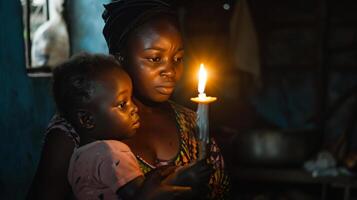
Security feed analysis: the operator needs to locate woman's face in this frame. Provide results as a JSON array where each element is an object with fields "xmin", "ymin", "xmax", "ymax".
[{"xmin": 126, "ymin": 18, "xmax": 184, "ymax": 103}]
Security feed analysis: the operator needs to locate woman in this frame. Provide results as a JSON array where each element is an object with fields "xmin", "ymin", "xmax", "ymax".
[{"xmin": 27, "ymin": 0, "xmax": 229, "ymax": 199}]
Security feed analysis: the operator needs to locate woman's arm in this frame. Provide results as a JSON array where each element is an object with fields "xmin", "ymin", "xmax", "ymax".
[{"xmin": 26, "ymin": 129, "xmax": 75, "ymax": 200}]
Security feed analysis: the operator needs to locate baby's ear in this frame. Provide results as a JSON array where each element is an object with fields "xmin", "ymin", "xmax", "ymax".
[{"xmin": 77, "ymin": 110, "xmax": 95, "ymax": 129}]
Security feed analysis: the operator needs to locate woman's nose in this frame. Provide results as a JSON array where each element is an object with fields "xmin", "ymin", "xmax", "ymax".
[{"xmin": 160, "ymin": 63, "xmax": 176, "ymax": 79}]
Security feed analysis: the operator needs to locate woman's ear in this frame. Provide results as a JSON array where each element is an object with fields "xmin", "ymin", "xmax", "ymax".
[{"xmin": 77, "ymin": 110, "xmax": 95, "ymax": 129}]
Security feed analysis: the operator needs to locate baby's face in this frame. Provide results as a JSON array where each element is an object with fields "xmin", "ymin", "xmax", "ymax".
[{"xmin": 90, "ymin": 68, "xmax": 139, "ymax": 140}]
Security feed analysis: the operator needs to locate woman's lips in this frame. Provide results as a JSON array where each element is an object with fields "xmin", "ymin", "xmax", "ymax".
[{"xmin": 156, "ymin": 86, "xmax": 175, "ymax": 95}]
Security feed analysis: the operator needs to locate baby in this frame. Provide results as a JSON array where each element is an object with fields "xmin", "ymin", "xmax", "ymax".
[{"xmin": 52, "ymin": 53, "xmax": 205, "ymax": 200}]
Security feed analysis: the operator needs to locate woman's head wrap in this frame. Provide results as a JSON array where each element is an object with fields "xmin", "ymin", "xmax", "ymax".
[{"xmin": 102, "ymin": 0, "xmax": 177, "ymax": 54}]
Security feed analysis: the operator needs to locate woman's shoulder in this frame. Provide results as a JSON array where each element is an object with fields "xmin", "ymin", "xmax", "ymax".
[
  {"xmin": 169, "ymin": 101, "xmax": 196, "ymax": 120},
  {"xmin": 169, "ymin": 101, "xmax": 197, "ymax": 131},
  {"xmin": 45, "ymin": 114, "xmax": 80, "ymax": 147}
]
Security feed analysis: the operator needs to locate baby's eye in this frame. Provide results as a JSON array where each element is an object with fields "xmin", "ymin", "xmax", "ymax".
[
  {"xmin": 116, "ymin": 101, "xmax": 127, "ymax": 109},
  {"xmin": 148, "ymin": 57, "xmax": 162, "ymax": 63}
]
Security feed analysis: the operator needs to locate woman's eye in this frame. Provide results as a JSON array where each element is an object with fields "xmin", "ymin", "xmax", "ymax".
[
  {"xmin": 174, "ymin": 57, "xmax": 183, "ymax": 63},
  {"xmin": 148, "ymin": 57, "xmax": 162, "ymax": 62}
]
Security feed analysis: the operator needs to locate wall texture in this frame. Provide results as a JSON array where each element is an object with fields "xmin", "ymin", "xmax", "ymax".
[
  {"xmin": 67, "ymin": 0, "xmax": 110, "ymax": 54},
  {"xmin": 0, "ymin": 2, "xmax": 55, "ymax": 199},
  {"xmin": 0, "ymin": 0, "xmax": 108, "ymax": 199}
]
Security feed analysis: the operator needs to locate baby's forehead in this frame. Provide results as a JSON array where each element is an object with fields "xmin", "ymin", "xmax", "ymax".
[
  {"xmin": 91, "ymin": 68, "xmax": 131, "ymax": 96},
  {"xmin": 98, "ymin": 67, "xmax": 130, "ymax": 83}
]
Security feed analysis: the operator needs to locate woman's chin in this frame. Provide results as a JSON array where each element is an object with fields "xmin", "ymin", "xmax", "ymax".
[
  {"xmin": 136, "ymin": 93, "xmax": 172, "ymax": 105},
  {"xmin": 153, "ymin": 94, "xmax": 172, "ymax": 103}
]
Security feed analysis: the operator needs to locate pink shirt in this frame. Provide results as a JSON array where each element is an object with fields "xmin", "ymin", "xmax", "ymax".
[{"xmin": 68, "ymin": 140, "xmax": 143, "ymax": 200}]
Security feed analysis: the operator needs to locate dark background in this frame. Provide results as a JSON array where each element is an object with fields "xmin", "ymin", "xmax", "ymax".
[{"xmin": 1, "ymin": 0, "xmax": 357, "ymax": 199}]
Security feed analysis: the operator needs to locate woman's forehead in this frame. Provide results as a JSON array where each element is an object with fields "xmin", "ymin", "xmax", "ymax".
[
  {"xmin": 130, "ymin": 19, "xmax": 182, "ymax": 49},
  {"xmin": 135, "ymin": 17, "xmax": 180, "ymax": 37}
]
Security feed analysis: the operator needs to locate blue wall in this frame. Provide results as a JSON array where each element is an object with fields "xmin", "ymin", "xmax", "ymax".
[
  {"xmin": 68, "ymin": 0, "xmax": 110, "ymax": 54},
  {"xmin": 0, "ymin": 0, "xmax": 108, "ymax": 199},
  {"xmin": 0, "ymin": 2, "xmax": 55, "ymax": 199}
]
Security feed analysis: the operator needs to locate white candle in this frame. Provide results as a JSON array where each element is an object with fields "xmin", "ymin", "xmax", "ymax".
[{"xmin": 191, "ymin": 64, "xmax": 217, "ymax": 160}]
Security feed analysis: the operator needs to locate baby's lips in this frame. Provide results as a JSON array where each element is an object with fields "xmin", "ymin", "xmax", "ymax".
[
  {"xmin": 132, "ymin": 122, "xmax": 140, "ymax": 130},
  {"xmin": 132, "ymin": 116, "xmax": 140, "ymax": 129}
]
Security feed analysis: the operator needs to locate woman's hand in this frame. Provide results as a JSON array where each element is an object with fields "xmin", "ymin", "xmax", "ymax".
[
  {"xmin": 163, "ymin": 159, "xmax": 213, "ymax": 187},
  {"xmin": 161, "ymin": 159, "xmax": 213, "ymax": 200},
  {"xmin": 136, "ymin": 166, "xmax": 193, "ymax": 200}
]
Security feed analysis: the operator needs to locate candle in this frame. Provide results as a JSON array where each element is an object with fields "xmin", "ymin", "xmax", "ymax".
[{"xmin": 191, "ymin": 64, "xmax": 217, "ymax": 160}]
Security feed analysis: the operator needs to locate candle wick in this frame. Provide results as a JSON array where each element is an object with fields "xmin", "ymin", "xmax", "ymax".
[{"xmin": 199, "ymin": 93, "xmax": 206, "ymax": 99}]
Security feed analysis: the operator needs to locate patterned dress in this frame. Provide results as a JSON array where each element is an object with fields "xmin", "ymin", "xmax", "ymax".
[{"xmin": 45, "ymin": 101, "xmax": 230, "ymax": 199}]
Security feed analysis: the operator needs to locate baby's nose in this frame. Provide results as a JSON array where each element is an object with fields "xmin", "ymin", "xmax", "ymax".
[{"xmin": 130, "ymin": 102, "xmax": 138, "ymax": 115}]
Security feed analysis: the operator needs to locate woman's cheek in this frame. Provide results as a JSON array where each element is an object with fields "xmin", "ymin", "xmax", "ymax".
[{"xmin": 175, "ymin": 65, "xmax": 184, "ymax": 81}]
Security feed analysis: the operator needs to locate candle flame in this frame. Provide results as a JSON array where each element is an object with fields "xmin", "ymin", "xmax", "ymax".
[
  {"xmin": 198, "ymin": 64, "xmax": 207, "ymax": 94},
  {"xmin": 191, "ymin": 63, "xmax": 217, "ymax": 104}
]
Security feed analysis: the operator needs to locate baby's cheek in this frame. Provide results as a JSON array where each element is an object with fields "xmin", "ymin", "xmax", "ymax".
[{"xmin": 119, "ymin": 113, "xmax": 132, "ymax": 127}]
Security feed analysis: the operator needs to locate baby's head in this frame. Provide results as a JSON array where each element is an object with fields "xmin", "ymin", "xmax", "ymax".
[{"xmin": 52, "ymin": 53, "xmax": 140, "ymax": 142}]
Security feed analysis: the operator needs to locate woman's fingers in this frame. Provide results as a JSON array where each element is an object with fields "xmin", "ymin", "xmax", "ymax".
[
  {"xmin": 145, "ymin": 165, "xmax": 176, "ymax": 182},
  {"xmin": 157, "ymin": 185, "xmax": 193, "ymax": 200},
  {"xmin": 188, "ymin": 161, "xmax": 213, "ymax": 178},
  {"xmin": 156, "ymin": 161, "xmax": 214, "ymax": 188},
  {"xmin": 144, "ymin": 169, "xmax": 165, "ymax": 186},
  {"xmin": 190, "ymin": 159, "xmax": 213, "ymax": 172},
  {"xmin": 171, "ymin": 186, "xmax": 193, "ymax": 199},
  {"xmin": 167, "ymin": 185, "xmax": 192, "ymax": 194},
  {"xmin": 158, "ymin": 165, "xmax": 176, "ymax": 178}
]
